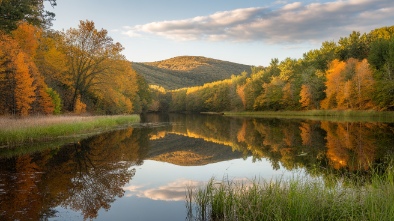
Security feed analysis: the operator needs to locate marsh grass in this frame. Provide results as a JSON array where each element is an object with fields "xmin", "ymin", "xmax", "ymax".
[
  {"xmin": 0, "ymin": 115, "xmax": 140, "ymax": 147},
  {"xmin": 224, "ymin": 110, "xmax": 394, "ymax": 122},
  {"xmin": 186, "ymin": 168, "xmax": 394, "ymax": 221}
]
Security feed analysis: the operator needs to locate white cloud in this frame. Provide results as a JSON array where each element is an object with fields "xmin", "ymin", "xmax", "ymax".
[
  {"xmin": 122, "ymin": 0, "xmax": 393, "ymax": 43},
  {"xmin": 282, "ymin": 2, "xmax": 302, "ymax": 11}
]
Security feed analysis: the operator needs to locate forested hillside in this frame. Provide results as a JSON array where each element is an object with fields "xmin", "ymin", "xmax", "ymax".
[
  {"xmin": 132, "ymin": 56, "xmax": 251, "ymax": 90},
  {"xmin": 149, "ymin": 26, "xmax": 394, "ymax": 112}
]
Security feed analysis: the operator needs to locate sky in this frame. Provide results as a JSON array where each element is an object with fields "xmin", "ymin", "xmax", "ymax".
[{"xmin": 45, "ymin": 0, "xmax": 393, "ymax": 66}]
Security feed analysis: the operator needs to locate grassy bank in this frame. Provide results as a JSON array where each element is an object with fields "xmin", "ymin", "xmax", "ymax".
[
  {"xmin": 0, "ymin": 115, "xmax": 140, "ymax": 147},
  {"xmin": 224, "ymin": 110, "xmax": 394, "ymax": 122},
  {"xmin": 186, "ymin": 170, "xmax": 394, "ymax": 221}
]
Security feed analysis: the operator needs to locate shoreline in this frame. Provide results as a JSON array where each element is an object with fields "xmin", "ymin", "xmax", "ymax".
[
  {"xmin": 223, "ymin": 110, "xmax": 394, "ymax": 122},
  {"xmin": 0, "ymin": 115, "xmax": 140, "ymax": 147}
]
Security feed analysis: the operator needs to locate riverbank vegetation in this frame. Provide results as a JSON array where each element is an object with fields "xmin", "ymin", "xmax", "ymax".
[
  {"xmin": 148, "ymin": 26, "xmax": 394, "ymax": 113},
  {"xmin": 224, "ymin": 110, "xmax": 394, "ymax": 122},
  {"xmin": 0, "ymin": 115, "xmax": 140, "ymax": 147},
  {"xmin": 187, "ymin": 168, "xmax": 394, "ymax": 221}
]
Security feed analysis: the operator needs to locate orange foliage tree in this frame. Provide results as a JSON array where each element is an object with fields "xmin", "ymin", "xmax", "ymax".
[
  {"xmin": 0, "ymin": 23, "xmax": 56, "ymax": 116},
  {"xmin": 321, "ymin": 59, "xmax": 375, "ymax": 110},
  {"xmin": 321, "ymin": 59, "xmax": 346, "ymax": 109},
  {"xmin": 0, "ymin": 33, "xmax": 35, "ymax": 116}
]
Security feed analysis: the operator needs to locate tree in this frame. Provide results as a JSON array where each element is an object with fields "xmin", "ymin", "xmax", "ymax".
[
  {"xmin": 254, "ymin": 76, "xmax": 285, "ymax": 110},
  {"xmin": 0, "ymin": 0, "xmax": 56, "ymax": 32},
  {"xmin": 352, "ymin": 59, "xmax": 375, "ymax": 109},
  {"xmin": 321, "ymin": 59, "xmax": 346, "ymax": 109},
  {"xmin": 0, "ymin": 33, "xmax": 35, "ymax": 116},
  {"xmin": 46, "ymin": 87, "xmax": 61, "ymax": 114},
  {"xmin": 12, "ymin": 22, "xmax": 54, "ymax": 114},
  {"xmin": 336, "ymin": 31, "xmax": 368, "ymax": 61},
  {"xmin": 60, "ymin": 20, "xmax": 125, "ymax": 112},
  {"xmin": 11, "ymin": 22, "xmax": 41, "ymax": 58}
]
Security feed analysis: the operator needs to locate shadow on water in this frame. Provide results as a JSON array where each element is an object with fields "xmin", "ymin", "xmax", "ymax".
[{"xmin": 0, "ymin": 113, "xmax": 393, "ymax": 220}]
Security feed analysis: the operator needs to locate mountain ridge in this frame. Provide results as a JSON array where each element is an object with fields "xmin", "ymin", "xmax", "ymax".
[{"xmin": 132, "ymin": 56, "xmax": 252, "ymax": 90}]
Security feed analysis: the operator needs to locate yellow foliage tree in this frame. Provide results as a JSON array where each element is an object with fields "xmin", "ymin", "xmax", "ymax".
[
  {"xmin": 73, "ymin": 95, "xmax": 86, "ymax": 114},
  {"xmin": 320, "ymin": 59, "xmax": 346, "ymax": 109},
  {"xmin": 299, "ymin": 84, "xmax": 313, "ymax": 109},
  {"xmin": 11, "ymin": 22, "xmax": 41, "ymax": 58}
]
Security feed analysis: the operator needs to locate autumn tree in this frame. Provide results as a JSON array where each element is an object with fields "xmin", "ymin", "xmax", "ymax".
[
  {"xmin": 93, "ymin": 60, "xmax": 139, "ymax": 114},
  {"xmin": 12, "ymin": 22, "xmax": 54, "ymax": 114},
  {"xmin": 320, "ymin": 58, "xmax": 375, "ymax": 110},
  {"xmin": 59, "ymin": 20, "xmax": 125, "ymax": 112},
  {"xmin": 352, "ymin": 59, "xmax": 375, "ymax": 109},
  {"xmin": 0, "ymin": 33, "xmax": 35, "ymax": 116},
  {"xmin": 320, "ymin": 59, "xmax": 346, "ymax": 109}
]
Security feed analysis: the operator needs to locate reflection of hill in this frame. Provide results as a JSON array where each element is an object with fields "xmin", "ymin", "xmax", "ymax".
[
  {"xmin": 147, "ymin": 133, "xmax": 244, "ymax": 166},
  {"xmin": 151, "ymin": 114, "xmax": 394, "ymax": 177}
]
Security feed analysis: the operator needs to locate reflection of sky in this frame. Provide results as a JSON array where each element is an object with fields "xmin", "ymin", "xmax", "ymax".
[
  {"xmin": 50, "ymin": 156, "xmax": 301, "ymax": 220},
  {"xmin": 123, "ymin": 157, "xmax": 296, "ymax": 202},
  {"xmin": 102, "ymin": 157, "xmax": 298, "ymax": 221}
]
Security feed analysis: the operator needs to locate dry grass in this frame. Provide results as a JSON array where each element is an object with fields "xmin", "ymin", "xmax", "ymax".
[
  {"xmin": 0, "ymin": 115, "xmax": 105, "ymax": 131},
  {"xmin": 0, "ymin": 115, "xmax": 140, "ymax": 146}
]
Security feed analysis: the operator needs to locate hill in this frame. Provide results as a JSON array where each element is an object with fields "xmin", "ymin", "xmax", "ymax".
[
  {"xmin": 147, "ymin": 133, "xmax": 244, "ymax": 166},
  {"xmin": 131, "ymin": 56, "xmax": 252, "ymax": 90}
]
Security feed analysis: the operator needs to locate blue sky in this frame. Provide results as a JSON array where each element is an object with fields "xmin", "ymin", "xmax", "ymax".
[{"xmin": 46, "ymin": 0, "xmax": 393, "ymax": 66}]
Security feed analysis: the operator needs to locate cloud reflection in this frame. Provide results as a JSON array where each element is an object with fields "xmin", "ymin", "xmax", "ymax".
[{"xmin": 124, "ymin": 179, "xmax": 200, "ymax": 201}]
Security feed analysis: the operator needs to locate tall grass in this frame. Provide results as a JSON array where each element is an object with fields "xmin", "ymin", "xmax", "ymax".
[
  {"xmin": 186, "ymin": 168, "xmax": 394, "ymax": 221},
  {"xmin": 0, "ymin": 115, "xmax": 140, "ymax": 147},
  {"xmin": 224, "ymin": 110, "xmax": 394, "ymax": 122}
]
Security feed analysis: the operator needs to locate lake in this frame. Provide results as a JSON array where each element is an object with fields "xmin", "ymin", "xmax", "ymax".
[{"xmin": 1, "ymin": 113, "xmax": 393, "ymax": 221}]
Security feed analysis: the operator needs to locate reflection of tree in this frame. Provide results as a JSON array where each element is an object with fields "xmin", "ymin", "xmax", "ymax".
[
  {"xmin": 322, "ymin": 121, "xmax": 377, "ymax": 171},
  {"xmin": 165, "ymin": 114, "xmax": 394, "ymax": 180},
  {"xmin": 48, "ymin": 128, "xmax": 149, "ymax": 220},
  {"xmin": 0, "ymin": 127, "xmax": 150, "ymax": 220},
  {"xmin": 0, "ymin": 156, "xmax": 45, "ymax": 221}
]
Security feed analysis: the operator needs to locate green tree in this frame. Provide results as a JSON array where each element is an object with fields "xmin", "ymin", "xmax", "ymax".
[
  {"xmin": 336, "ymin": 31, "xmax": 368, "ymax": 61},
  {"xmin": 46, "ymin": 87, "xmax": 61, "ymax": 114},
  {"xmin": 0, "ymin": 0, "xmax": 56, "ymax": 32},
  {"xmin": 368, "ymin": 37, "xmax": 394, "ymax": 110}
]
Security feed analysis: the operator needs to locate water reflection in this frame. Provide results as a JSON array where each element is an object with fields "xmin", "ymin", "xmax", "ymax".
[
  {"xmin": 146, "ymin": 114, "xmax": 394, "ymax": 173},
  {"xmin": 0, "ymin": 128, "xmax": 149, "ymax": 220},
  {"xmin": 125, "ymin": 178, "xmax": 199, "ymax": 201},
  {"xmin": 0, "ymin": 114, "xmax": 393, "ymax": 220}
]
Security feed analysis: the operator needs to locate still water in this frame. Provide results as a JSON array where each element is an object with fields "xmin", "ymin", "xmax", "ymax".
[{"xmin": 0, "ymin": 114, "xmax": 393, "ymax": 220}]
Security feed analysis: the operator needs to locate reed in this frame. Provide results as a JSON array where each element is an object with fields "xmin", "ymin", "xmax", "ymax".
[
  {"xmin": 0, "ymin": 115, "xmax": 140, "ymax": 147},
  {"xmin": 186, "ymin": 168, "xmax": 394, "ymax": 221}
]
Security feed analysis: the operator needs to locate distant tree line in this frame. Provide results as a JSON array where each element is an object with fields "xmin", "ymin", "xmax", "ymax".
[
  {"xmin": 150, "ymin": 26, "xmax": 394, "ymax": 112},
  {"xmin": 0, "ymin": 2, "xmax": 151, "ymax": 116}
]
